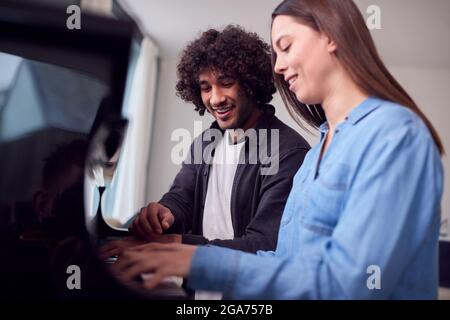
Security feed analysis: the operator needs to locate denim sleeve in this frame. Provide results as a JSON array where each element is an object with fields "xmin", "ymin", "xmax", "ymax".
[
  {"xmin": 187, "ymin": 121, "xmax": 443, "ymax": 299},
  {"xmin": 256, "ymin": 250, "xmax": 275, "ymax": 257},
  {"xmin": 192, "ymin": 148, "xmax": 308, "ymax": 253}
]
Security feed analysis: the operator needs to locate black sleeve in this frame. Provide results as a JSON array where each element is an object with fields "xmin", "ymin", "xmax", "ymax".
[
  {"xmin": 158, "ymin": 139, "xmax": 200, "ymax": 234},
  {"xmin": 181, "ymin": 147, "xmax": 309, "ymax": 253}
]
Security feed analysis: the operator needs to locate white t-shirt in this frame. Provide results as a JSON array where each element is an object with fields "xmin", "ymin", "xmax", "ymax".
[{"xmin": 196, "ymin": 130, "xmax": 245, "ymax": 300}]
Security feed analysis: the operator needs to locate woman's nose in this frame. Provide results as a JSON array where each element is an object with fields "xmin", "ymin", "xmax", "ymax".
[{"xmin": 274, "ymin": 56, "xmax": 287, "ymax": 75}]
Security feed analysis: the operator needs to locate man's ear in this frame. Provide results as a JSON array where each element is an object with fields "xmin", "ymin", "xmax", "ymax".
[{"xmin": 32, "ymin": 190, "xmax": 52, "ymax": 220}]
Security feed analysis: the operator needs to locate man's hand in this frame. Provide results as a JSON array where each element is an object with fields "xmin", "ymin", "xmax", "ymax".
[
  {"xmin": 112, "ymin": 243, "xmax": 196, "ymax": 289},
  {"xmin": 130, "ymin": 202, "xmax": 175, "ymax": 240}
]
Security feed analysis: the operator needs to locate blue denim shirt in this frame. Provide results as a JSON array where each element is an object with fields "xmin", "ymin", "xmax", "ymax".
[{"xmin": 187, "ymin": 97, "xmax": 444, "ymax": 299}]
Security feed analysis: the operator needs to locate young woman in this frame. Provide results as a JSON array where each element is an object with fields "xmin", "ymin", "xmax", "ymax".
[{"xmin": 111, "ymin": 0, "xmax": 444, "ymax": 299}]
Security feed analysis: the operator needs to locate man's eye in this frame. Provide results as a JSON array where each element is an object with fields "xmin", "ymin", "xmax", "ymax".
[
  {"xmin": 222, "ymin": 81, "xmax": 235, "ymax": 87},
  {"xmin": 200, "ymin": 86, "xmax": 211, "ymax": 92}
]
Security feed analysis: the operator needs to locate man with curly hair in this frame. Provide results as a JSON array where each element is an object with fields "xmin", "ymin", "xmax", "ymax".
[{"xmin": 104, "ymin": 26, "xmax": 309, "ymax": 284}]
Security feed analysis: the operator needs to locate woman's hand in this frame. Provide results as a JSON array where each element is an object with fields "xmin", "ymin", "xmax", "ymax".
[
  {"xmin": 99, "ymin": 236, "xmax": 148, "ymax": 260},
  {"xmin": 99, "ymin": 235, "xmax": 182, "ymax": 260},
  {"xmin": 111, "ymin": 242, "xmax": 196, "ymax": 289}
]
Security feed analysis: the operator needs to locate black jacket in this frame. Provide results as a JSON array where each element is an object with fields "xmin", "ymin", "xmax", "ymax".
[{"xmin": 159, "ymin": 105, "xmax": 310, "ymax": 253}]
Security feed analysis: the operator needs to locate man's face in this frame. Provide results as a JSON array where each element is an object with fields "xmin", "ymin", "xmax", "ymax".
[{"xmin": 199, "ymin": 70, "xmax": 257, "ymax": 130}]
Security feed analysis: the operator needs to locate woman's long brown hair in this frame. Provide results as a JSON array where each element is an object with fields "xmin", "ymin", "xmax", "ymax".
[{"xmin": 272, "ymin": 0, "xmax": 444, "ymax": 154}]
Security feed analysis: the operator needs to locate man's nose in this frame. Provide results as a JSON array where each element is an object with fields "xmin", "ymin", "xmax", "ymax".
[{"xmin": 210, "ymin": 87, "xmax": 226, "ymax": 108}]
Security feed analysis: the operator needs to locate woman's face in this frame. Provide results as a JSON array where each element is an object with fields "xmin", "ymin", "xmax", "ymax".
[{"xmin": 271, "ymin": 15, "xmax": 336, "ymax": 105}]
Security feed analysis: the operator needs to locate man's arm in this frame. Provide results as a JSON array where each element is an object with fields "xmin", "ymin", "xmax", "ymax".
[{"xmin": 158, "ymin": 139, "xmax": 200, "ymax": 234}]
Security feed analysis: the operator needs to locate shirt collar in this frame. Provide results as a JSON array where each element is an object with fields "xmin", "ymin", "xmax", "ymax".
[
  {"xmin": 319, "ymin": 96, "xmax": 383, "ymax": 136},
  {"xmin": 347, "ymin": 96, "xmax": 383, "ymax": 125},
  {"xmin": 319, "ymin": 122, "xmax": 329, "ymax": 140}
]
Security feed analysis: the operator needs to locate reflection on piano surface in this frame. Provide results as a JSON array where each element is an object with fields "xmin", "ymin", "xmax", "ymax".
[{"xmin": 0, "ymin": 1, "xmax": 185, "ymax": 299}]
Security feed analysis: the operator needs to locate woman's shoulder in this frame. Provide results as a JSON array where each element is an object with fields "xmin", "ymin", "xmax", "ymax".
[
  {"xmin": 372, "ymin": 99, "xmax": 417, "ymax": 121},
  {"xmin": 366, "ymin": 99, "xmax": 430, "ymax": 139}
]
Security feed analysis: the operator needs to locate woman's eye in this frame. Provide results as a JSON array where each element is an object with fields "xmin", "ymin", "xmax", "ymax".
[
  {"xmin": 282, "ymin": 44, "xmax": 291, "ymax": 52},
  {"xmin": 200, "ymin": 86, "xmax": 211, "ymax": 92}
]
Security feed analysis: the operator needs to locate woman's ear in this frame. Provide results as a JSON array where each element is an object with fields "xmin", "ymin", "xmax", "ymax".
[
  {"xmin": 320, "ymin": 33, "xmax": 337, "ymax": 54},
  {"xmin": 327, "ymin": 38, "xmax": 337, "ymax": 53}
]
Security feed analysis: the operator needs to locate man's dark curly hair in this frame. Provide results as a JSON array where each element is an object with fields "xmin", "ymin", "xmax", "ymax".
[{"xmin": 176, "ymin": 25, "xmax": 276, "ymax": 116}]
